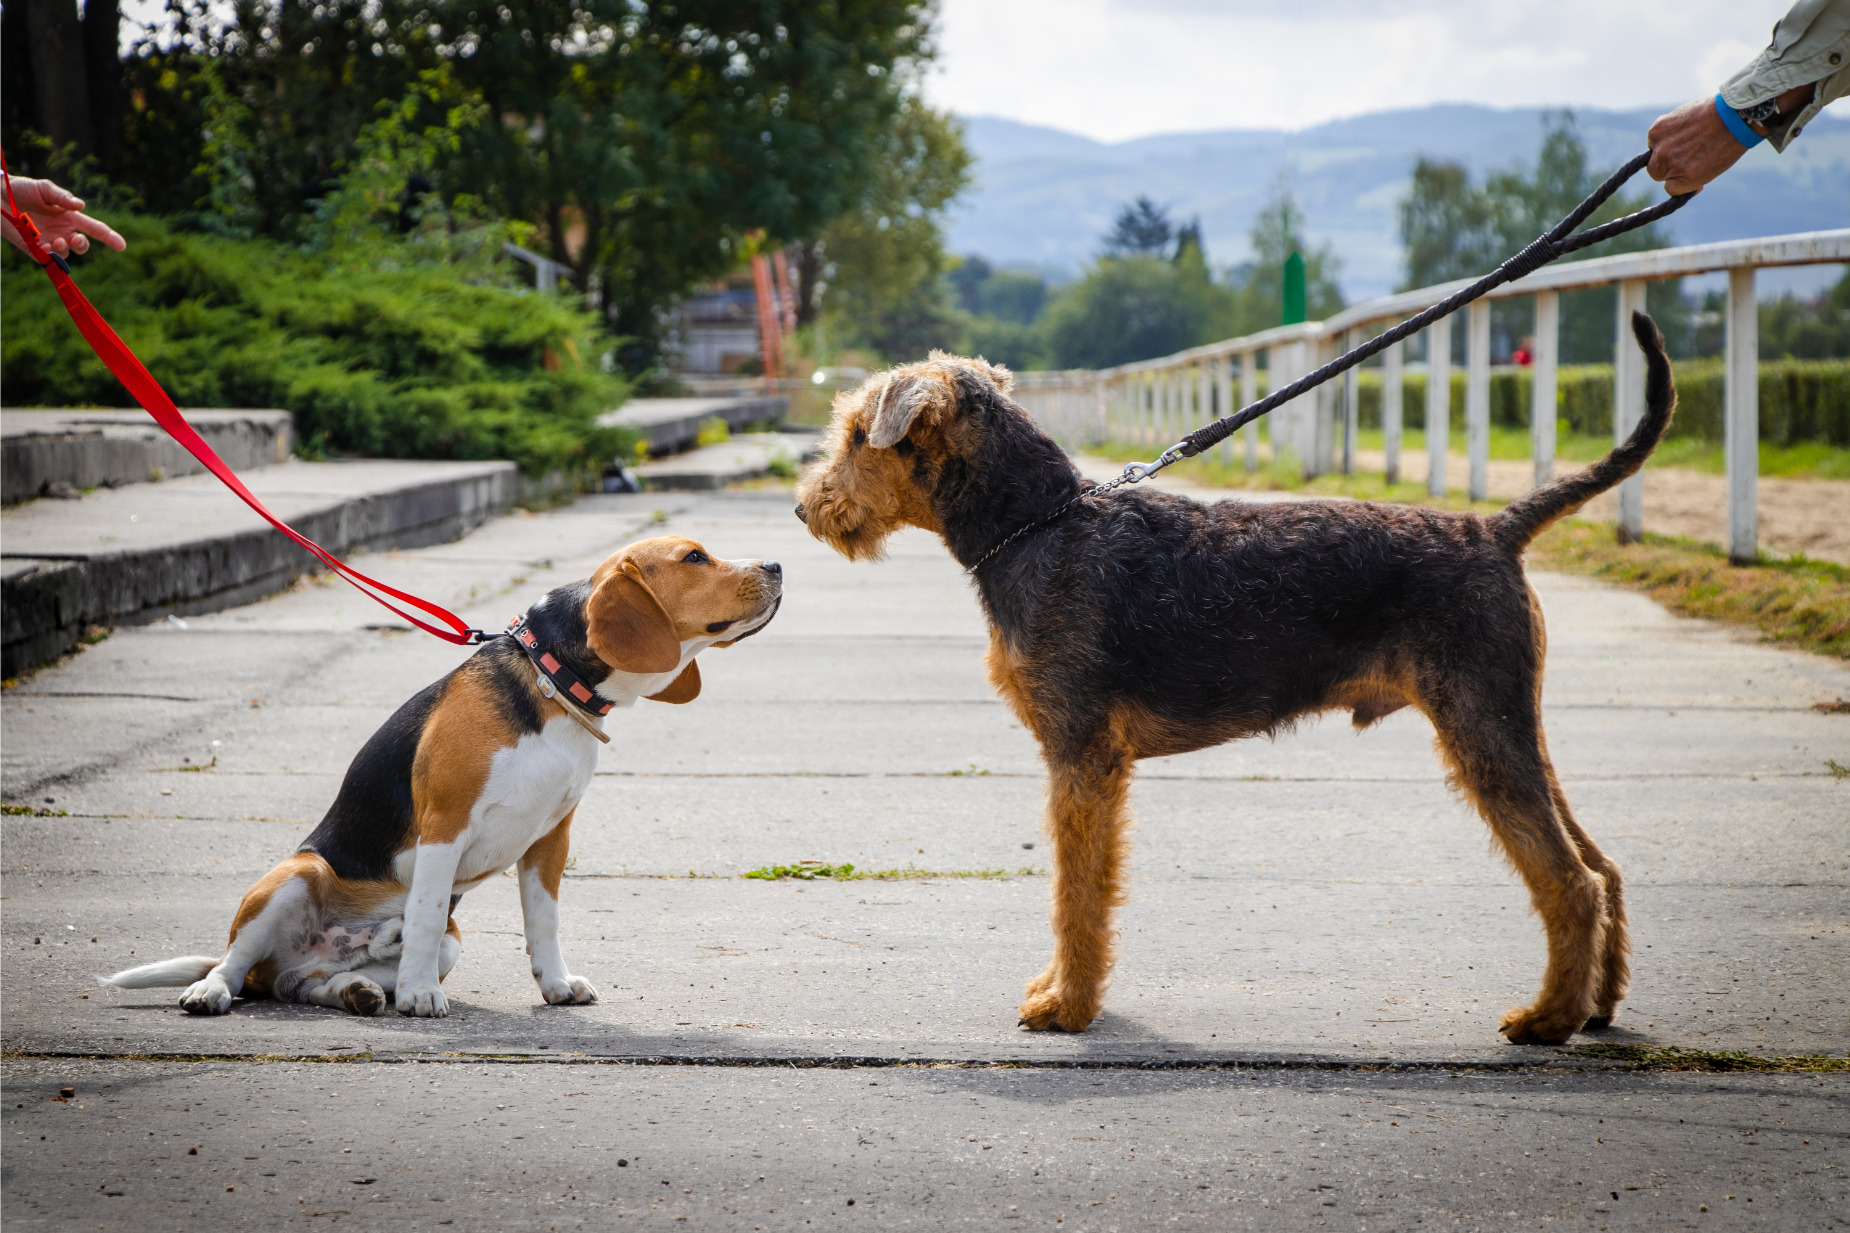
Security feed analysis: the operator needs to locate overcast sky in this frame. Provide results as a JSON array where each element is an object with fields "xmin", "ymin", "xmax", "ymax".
[{"xmin": 925, "ymin": 0, "xmax": 1786, "ymax": 141}]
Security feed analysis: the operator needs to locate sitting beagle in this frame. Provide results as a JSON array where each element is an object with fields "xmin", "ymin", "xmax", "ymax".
[{"xmin": 101, "ymin": 536, "xmax": 782, "ymax": 1017}]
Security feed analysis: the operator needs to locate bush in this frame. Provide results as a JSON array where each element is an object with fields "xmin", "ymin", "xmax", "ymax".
[
  {"xmin": 1, "ymin": 214, "xmax": 634, "ymax": 478},
  {"xmin": 1353, "ymin": 360, "xmax": 1849, "ymax": 446}
]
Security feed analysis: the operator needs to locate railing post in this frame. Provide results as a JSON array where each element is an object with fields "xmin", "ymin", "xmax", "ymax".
[
  {"xmin": 1216, "ymin": 356, "xmax": 1234, "ymax": 466},
  {"xmin": 1382, "ymin": 333, "xmax": 1403, "ymax": 486},
  {"xmin": 1309, "ymin": 337, "xmax": 1334, "ymax": 477},
  {"xmin": 1342, "ymin": 327, "xmax": 1360, "ymax": 475},
  {"xmin": 1242, "ymin": 351, "xmax": 1259, "ymax": 472},
  {"xmin": 1726, "ymin": 267, "xmax": 1759, "ymax": 563},
  {"xmin": 1466, "ymin": 299, "xmax": 1491, "ymax": 501},
  {"xmin": 1532, "ymin": 290, "xmax": 1559, "ymax": 488},
  {"xmin": 1426, "ymin": 315, "xmax": 1451, "ymax": 497},
  {"xmin": 1614, "ymin": 278, "xmax": 1648, "ymax": 543},
  {"xmin": 1196, "ymin": 362, "xmax": 1210, "ymax": 445}
]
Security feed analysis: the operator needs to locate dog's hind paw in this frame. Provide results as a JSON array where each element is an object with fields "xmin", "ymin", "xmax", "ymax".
[
  {"xmin": 1017, "ymin": 989, "xmax": 1096, "ymax": 1033},
  {"xmin": 1498, "ymin": 1005, "xmax": 1583, "ymax": 1045},
  {"xmin": 179, "ymin": 978, "xmax": 233, "ymax": 1016},
  {"xmin": 1581, "ymin": 1013, "xmax": 1614, "ymax": 1031},
  {"xmin": 339, "ymin": 978, "xmax": 388, "ymax": 1017}
]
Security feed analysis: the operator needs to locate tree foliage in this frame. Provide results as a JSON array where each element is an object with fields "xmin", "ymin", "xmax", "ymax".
[
  {"xmin": 1398, "ymin": 112, "xmax": 1690, "ymax": 361},
  {"xmin": 1, "ymin": 214, "xmax": 631, "ymax": 478},
  {"xmin": 1102, "ymin": 196, "xmax": 1174, "ymax": 258},
  {"xmin": 4, "ymin": 0, "xmax": 941, "ymax": 374},
  {"xmin": 797, "ymin": 96, "xmax": 972, "ymax": 364},
  {"xmin": 1224, "ymin": 184, "xmax": 1344, "ymax": 336}
]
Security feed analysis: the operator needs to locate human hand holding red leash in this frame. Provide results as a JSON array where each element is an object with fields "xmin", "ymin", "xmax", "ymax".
[{"xmin": 0, "ymin": 175, "xmax": 125, "ymax": 258}]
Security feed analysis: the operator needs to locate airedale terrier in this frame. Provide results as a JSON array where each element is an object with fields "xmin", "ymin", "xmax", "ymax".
[{"xmin": 794, "ymin": 313, "xmax": 1677, "ymax": 1046}]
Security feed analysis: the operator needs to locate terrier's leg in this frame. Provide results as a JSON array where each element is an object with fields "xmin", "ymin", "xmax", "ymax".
[
  {"xmin": 1429, "ymin": 698, "xmax": 1606, "ymax": 1045},
  {"xmin": 1018, "ymin": 733, "xmax": 1134, "ymax": 1033}
]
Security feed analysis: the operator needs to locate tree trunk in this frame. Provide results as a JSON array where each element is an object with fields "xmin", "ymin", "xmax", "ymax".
[
  {"xmin": 794, "ymin": 240, "xmax": 824, "ymax": 327},
  {"xmin": 82, "ymin": 0, "xmax": 122, "ymax": 171},
  {"xmin": 25, "ymin": 0, "xmax": 94, "ymax": 157}
]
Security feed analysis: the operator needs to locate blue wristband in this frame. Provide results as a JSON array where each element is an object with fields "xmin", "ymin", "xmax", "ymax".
[{"xmin": 1714, "ymin": 93, "xmax": 1765, "ymax": 148}]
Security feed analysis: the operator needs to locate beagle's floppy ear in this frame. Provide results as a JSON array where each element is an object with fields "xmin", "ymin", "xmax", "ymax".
[
  {"xmin": 585, "ymin": 559, "xmax": 682, "ymax": 675},
  {"xmin": 867, "ymin": 371, "xmax": 938, "ymax": 449},
  {"xmin": 645, "ymin": 659, "xmax": 701, "ymax": 705}
]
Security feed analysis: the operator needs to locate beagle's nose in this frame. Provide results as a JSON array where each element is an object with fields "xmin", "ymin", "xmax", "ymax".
[
  {"xmin": 760, "ymin": 561, "xmax": 782, "ymax": 577},
  {"xmin": 793, "ymin": 503, "xmax": 807, "ymax": 524}
]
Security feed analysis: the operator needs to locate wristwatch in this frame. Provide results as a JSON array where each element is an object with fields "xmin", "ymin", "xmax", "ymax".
[{"xmin": 1737, "ymin": 98, "xmax": 1785, "ymax": 127}]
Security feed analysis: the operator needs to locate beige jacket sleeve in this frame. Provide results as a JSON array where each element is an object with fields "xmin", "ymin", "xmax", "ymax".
[{"xmin": 1719, "ymin": 0, "xmax": 1850, "ymax": 151}]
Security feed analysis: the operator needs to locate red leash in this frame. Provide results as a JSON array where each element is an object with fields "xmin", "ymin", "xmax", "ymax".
[{"xmin": 2, "ymin": 147, "xmax": 492, "ymax": 645}]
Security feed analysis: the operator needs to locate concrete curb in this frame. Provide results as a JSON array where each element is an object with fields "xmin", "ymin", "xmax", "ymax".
[
  {"xmin": 601, "ymin": 394, "xmax": 788, "ymax": 455},
  {"xmin": 2, "ymin": 408, "xmax": 294, "ymax": 504},
  {"xmin": 1, "ymin": 461, "xmax": 519, "ymax": 676}
]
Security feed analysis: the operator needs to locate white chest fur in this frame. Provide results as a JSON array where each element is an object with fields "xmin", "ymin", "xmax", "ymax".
[{"xmin": 398, "ymin": 715, "xmax": 602, "ymax": 887}]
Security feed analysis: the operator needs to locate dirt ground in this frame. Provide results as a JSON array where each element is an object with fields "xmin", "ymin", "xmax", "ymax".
[
  {"xmin": 1076, "ymin": 449, "xmax": 1850, "ymax": 565},
  {"xmin": 1363, "ymin": 448, "xmax": 1850, "ymax": 565}
]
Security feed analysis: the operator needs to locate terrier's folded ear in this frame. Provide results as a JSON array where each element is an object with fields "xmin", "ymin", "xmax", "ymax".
[{"xmin": 867, "ymin": 371, "xmax": 935, "ymax": 449}]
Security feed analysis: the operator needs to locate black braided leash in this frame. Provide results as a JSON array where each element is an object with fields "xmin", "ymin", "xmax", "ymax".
[{"xmin": 966, "ymin": 150, "xmax": 1694, "ymax": 576}]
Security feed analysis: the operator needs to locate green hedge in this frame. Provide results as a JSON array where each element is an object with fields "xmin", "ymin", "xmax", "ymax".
[
  {"xmin": 1, "ymin": 214, "xmax": 634, "ymax": 478},
  {"xmin": 1354, "ymin": 359, "xmax": 1850, "ymax": 446}
]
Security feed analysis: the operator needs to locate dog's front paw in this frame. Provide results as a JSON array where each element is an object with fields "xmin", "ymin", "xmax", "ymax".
[
  {"xmin": 395, "ymin": 982, "xmax": 449, "ymax": 1018},
  {"xmin": 540, "ymin": 975, "xmax": 598, "ymax": 1006},
  {"xmin": 1498, "ymin": 1005, "xmax": 1582, "ymax": 1045},
  {"xmin": 1017, "ymin": 987, "xmax": 1097, "ymax": 1033},
  {"xmin": 179, "ymin": 978, "xmax": 233, "ymax": 1016}
]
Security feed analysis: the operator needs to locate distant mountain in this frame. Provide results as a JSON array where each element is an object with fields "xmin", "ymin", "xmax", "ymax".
[{"xmin": 944, "ymin": 104, "xmax": 1850, "ymax": 300}]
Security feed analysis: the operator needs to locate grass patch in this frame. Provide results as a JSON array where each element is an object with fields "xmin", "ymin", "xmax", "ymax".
[
  {"xmin": 1099, "ymin": 428, "xmax": 1850, "ymax": 482},
  {"xmin": 742, "ymin": 861, "xmax": 1034, "ymax": 881},
  {"xmin": 2, "ymin": 804, "xmax": 69, "ymax": 817},
  {"xmin": 1565, "ymin": 1044, "xmax": 1850, "ymax": 1073},
  {"xmin": 1527, "ymin": 522, "xmax": 1850, "ymax": 659}
]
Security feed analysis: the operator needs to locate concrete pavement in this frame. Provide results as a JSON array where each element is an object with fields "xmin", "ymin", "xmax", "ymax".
[{"xmin": 4, "ymin": 486, "xmax": 1846, "ymax": 1228}]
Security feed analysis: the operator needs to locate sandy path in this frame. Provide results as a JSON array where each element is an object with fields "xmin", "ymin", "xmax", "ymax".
[{"xmin": 1075, "ymin": 450, "xmax": 1850, "ymax": 564}]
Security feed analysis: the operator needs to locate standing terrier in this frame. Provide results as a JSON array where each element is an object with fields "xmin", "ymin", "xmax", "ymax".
[{"xmin": 794, "ymin": 313, "xmax": 1677, "ymax": 1045}]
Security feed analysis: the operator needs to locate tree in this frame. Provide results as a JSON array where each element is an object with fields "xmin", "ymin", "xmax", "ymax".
[
  {"xmin": 1102, "ymin": 196, "xmax": 1174, "ymax": 258},
  {"xmin": 797, "ymin": 96, "xmax": 972, "ymax": 363},
  {"xmin": 59, "ymin": 0, "xmax": 939, "ymax": 373},
  {"xmin": 1397, "ymin": 112, "xmax": 1690, "ymax": 362},
  {"xmin": 1225, "ymin": 184, "xmax": 1344, "ymax": 337},
  {"xmin": 1042, "ymin": 250, "xmax": 1235, "ymax": 370}
]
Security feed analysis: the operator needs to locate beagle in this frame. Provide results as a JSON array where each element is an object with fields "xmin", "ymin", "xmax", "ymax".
[{"xmin": 100, "ymin": 536, "xmax": 782, "ymax": 1017}]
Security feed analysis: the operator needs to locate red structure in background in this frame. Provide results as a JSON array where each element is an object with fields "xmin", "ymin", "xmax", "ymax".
[
  {"xmin": 772, "ymin": 249, "xmax": 798, "ymax": 337},
  {"xmin": 750, "ymin": 252, "xmax": 786, "ymax": 381}
]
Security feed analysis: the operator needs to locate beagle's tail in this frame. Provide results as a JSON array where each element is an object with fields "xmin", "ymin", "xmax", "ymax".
[
  {"xmin": 1491, "ymin": 311, "xmax": 1676, "ymax": 552},
  {"xmin": 97, "ymin": 955, "xmax": 219, "ymax": 988}
]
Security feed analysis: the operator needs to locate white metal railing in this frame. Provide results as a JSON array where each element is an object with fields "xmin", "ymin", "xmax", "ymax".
[{"xmin": 1012, "ymin": 229, "xmax": 1850, "ymax": 562}]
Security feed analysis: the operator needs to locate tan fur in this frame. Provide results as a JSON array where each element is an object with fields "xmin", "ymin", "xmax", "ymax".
[
  {"xmin": 520, "ymin": 810, "xmax": 575, "ymax": 901},
  {"xmin": 411, "ymin": 664, "xmax": 513, "ymax": 845}
]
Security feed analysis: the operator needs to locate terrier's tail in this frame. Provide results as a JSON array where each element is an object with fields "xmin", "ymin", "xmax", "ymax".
[
  {"xmin": 97, "ymin": 955, "xmax": 219, "ymax": 988},
  {"xmin": 1490, "ymin": 311, "xmax": 1676, "ymax": 552}
]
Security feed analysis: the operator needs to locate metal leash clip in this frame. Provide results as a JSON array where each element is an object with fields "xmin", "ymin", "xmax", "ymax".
[{"xmin": 1118, "ymin": 445, "xmax": 1188, "ymax": 486}]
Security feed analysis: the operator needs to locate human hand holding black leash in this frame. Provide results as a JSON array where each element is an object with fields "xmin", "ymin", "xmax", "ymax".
[{"xmin": 967, "ymin": 149, "xmax": 1695, "ymax": 576}]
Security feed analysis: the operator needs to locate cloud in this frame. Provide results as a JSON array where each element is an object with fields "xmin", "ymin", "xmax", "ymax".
[{"xmin": 926, "ymin": 0, "xmax": 1784, "ymax": 140}]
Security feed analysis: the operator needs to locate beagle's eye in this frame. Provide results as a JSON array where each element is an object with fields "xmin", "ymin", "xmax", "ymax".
[
  {"xmin": 682, "ymin": 549, "xmax": 709, "ymax": 565},
  {"xmin": 851, "ymin": 427, "xmax": 867, "ymax": 448}
]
